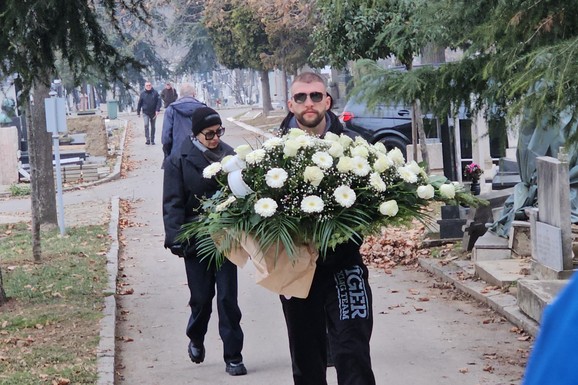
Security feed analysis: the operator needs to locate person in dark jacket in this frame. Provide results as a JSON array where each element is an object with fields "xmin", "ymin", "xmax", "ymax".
[
  {"xmin": 162, "ymin": 106, "xmax": 247, "ymax": 376},
  {"xmin": 136, "ymin": 81, "xmax": 161, "ymax": 145},
  {"xmin": 161, "ymin": 83, "xmax": 206, "ymax": 160},
  {"xmin": 160, "ymin": 82, "xmax": 178, "ymax": 108},
  {"xmin": 278, "ymin": 72, "xmax": 376, "ymax": 385}
]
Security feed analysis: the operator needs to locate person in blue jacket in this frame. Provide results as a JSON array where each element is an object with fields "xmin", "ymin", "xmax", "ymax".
[
  {"xmin": 161, "ymin": 83, "xmax": 206, "ymax": 161},
  {"xmin": 522, "ymin": 273, "xmax": 578, "ymax": 385}
]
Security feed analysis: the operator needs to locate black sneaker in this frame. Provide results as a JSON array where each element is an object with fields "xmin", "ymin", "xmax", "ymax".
[
  {"xmin": 188, "ymin": 341, "xmax": 205, "ymax": 364},
  {"xmin": 151, "ymin": 141, "xmax": 155, "ymax": 145},
  {"xmin": 226, "ymin": 361, "xmax": 247, "ymax": 376},
  {"xmin": 145, "ymin": 140, "xmax": 150, "ymax": 145}
]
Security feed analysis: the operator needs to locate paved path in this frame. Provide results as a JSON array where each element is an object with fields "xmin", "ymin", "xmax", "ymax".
[{"xmin": 0, "ymin": 109, "xmax": 532, "ymax": 385}]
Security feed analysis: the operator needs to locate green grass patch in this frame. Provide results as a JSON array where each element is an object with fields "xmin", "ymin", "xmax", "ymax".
[
  {"xmin": 8, "ymin": 184, "xmax": 31, "ymax": 197},
  {"xmin": 0, "ymin": 222, "xmax": 110, "ymax": 384}
]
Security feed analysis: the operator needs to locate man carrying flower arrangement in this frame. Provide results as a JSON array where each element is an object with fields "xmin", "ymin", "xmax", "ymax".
[{"xmin": 278, "ymin": 72, "xmax": 377, "ymax": 385}]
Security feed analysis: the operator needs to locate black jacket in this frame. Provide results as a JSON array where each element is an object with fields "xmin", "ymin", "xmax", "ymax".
[
  {"xmin": 137, "ymin": 88, "xmax": 161, "ymax": 118},
  {"xmin": 278, "ymin": 111, "xmax": 363, "ymax": 268},
  {"xmin": 162, "ymin": 138, "xmax": 235, "ymax": 254}
]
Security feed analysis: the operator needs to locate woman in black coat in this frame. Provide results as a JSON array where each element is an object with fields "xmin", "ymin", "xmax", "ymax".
[{"xmin": 162, "ymin": 106, "xmax": 247, "ymax": 376}]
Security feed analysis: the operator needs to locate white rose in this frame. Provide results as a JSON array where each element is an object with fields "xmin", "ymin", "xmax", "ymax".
[
  {"xmin": 288, "ymin": 128, "xmax": 306, "ymax": 137},
  {"xmin": 235, "ymin": 144, "xmax": 252, "ymax": 160},
  {"xmin": 387, "ymin": 148, "xmax": 405, "ymax": 165},
  {"xmin": 417, "ymin": 184, "xmax": 435, "ymax": 199},
  {"xmin": 328, "ymin": 142, "xmax": 345, "ymax": 158},
  {"xmin": 303, "ymin": 166, "xmax": 325, "ymax": 187},
  {"xmin": 339, "ymin": 135, "xmax": 354, "ymax": 149},
  {"xmin": 336, "ymin": 156, "xmax": 354, "ymax": 173},
  {"xmin": 283, "ymin": 139, "xmax": 301, "ymax": 157},
  {"xmin": 439, "ymin": 184, "xmax": 456, "ymax": 199},
  {"xmin": 373, "ymin": 153, "xmax": 393, "ymax": 172},
  {"xmin": 324, "ymin": 132, "xmax": 340, "ymax": 142},
  {"xmin": 379, "ymin": 200, "xmax": 399, "ymax": 216},
  {"xmin": 407, "ymin": 161, "xmax": 423, "ymax": 175},
  {"xmin": 373, "ymin": 142, "xmax": 387, "ymax": 153},
  {"xmin": 350, "ymin": 145, "xmax": 369, "ymax": 158}
]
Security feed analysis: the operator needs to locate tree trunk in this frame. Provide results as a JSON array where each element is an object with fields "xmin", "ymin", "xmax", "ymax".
[
  {"xmin": 421, "ymin": 43, "xmax": 446, "ymax": 64},
  {"xmin": 0, "ymin": 266, "xmax": 7, "ymax": 306},
  {"xmin": 281, "ymin": 68, "xmax": 289, "ymax": 110},
  {"xmin": 260, "ymin": 69, "xmax": 273, "ymax": 117},
  {"xmin": 29, "ymin": 81, "xmax": 58, "ymax": 228},
  {"xmin": 412, "ymin": 99, "xmax": 430, "ymax": 174}
]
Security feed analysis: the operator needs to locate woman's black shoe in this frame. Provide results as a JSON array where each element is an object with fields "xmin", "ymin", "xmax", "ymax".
[{"xmin": 188, "ymin": 341, "xmax": 205, "ymax": 364}]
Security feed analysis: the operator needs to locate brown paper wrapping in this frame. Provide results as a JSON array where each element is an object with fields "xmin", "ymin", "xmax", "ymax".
[{"xmin": 226, "ymin": 234, "xmax": 318, "ymax": 299}]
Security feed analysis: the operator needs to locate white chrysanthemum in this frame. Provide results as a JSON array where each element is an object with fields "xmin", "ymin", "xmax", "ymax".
[
  {"xmin": 387, "ymin": 148, "xmax": 405, "ymax": 165},
  {"xmin": 301, "ymin": 195, "xmax": 325, "ymax": 213},
  {"xmin": 235, "ymin": 144, "xmax": 252, "ymax": 160},
  {"xmin": 373, "ymin": 141, "xmax": 387, "ymax": 153},
  {"xmin": 334, "ymin": 185, "xmax": 356, "ymax": 207},
  {"xmin": 417, "ymin": 184, "xmax": 435, "ymax": 199},
  {"xmin": 373, "ymin": 153, "xmax": 393, "ymax": 172},
  {"xmin": 266, "ymin": 168, "xmax": 289, "ymax": 188},
  {"xmin": 398, "ymin": 166, "xmax": 418, "ymax": 183},
  {"xmin": 369, "ymin": 172, "xmax": 387, "ymax": 192},
  {"xmin": 324, "ymin": 132, "xmax": 340, "ymax": 142},
  {"xmin": 407, "ymin": 161, "xmax": 424, "ymax": 176},
  {"xmin": 328, "ymin": 142, "xmax": 345, "ymax": 158},
  {"xmin": 303, "ymin": 166, "xmax": 325, "ymax": 187},
  {"xmin": 350, "ymin": 145, "xmax": 369, "ymax": 158},
  {"xmin": 203, "ymin": 162, "xmax": 222, "ymax": 178},
  {"xmin": 283, "ymin": 139, "xmax": 301, "ymax": 157},
  {"xmin": 312, "ymin": 151, "xmax": 333, "ymax": 169},
  {"xmin": 439, "ymin": 184, "xmax": 456, "ymax": 199},
  {"xmin": 245, "ymin": 149, "xmax": 266, "ymax": 165},
  {"xmin": 254, "ymin": 198, "xmax": 278, "ymax": 217},
  {"xmin": 215, "ymin": 196, "xmax": 237, "ymax": 212},
  {"xmin": 339, "ymin": 135, "xmax": 354, "ymax": 149},
  {"xmin": 351, "ymin": 156, "xmax": 371, "ymax": 176},
  {"xmin": 379, "ymin": 200, "xmax": 399, "ymax": 216},
  {"xmin": 262, "ymin": 137, "xmax": 284, "ymax": 150},
  {"xmin": 336, "ymin": 156, "xmax": 354, "ymax": 173}
]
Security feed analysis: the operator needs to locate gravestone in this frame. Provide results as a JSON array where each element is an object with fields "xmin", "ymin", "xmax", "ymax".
[
  {"xmin": 437, "ymin": 205, "xmax": 467, "ymax": 239},
  {"xmin": 0, "ymin": 126, "xmax": 19, "ymax": 185},
  {"xmin": 530, "ymin": 156, "xmax": 574, "ymax": 279}
]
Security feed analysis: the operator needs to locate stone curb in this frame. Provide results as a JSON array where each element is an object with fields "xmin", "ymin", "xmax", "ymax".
[
  {"xmin": 418, "ymin": 257, "xmax": 539, "ymax": 337},
  {"xmin": 97, "ymin": 195, "xmax": 120, "ymax": 385}
]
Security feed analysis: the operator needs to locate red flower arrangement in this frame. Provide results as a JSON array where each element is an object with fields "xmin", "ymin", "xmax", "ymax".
[{"xmin": 464, "ymin": 162, "xmax": 483, "ymax": 181}]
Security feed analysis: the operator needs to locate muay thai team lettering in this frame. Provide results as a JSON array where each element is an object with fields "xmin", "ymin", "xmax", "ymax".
[{"xmin": 335, "ymin": 266, "xmax": 369, "ymax": 320}]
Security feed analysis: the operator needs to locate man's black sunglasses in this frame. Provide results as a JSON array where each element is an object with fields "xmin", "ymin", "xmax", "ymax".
[
  {"xmin": 201, "ymin": 126, "xmax": 225, "ymax": 140},
  {"xmin": 292, "ymin": 92, "xmax": 326, "ymax": 104}
]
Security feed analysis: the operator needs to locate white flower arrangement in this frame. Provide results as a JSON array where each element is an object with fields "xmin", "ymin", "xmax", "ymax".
[{"xmin": 179, "ymin": 128, "xmax": 485, "ymax": 266}]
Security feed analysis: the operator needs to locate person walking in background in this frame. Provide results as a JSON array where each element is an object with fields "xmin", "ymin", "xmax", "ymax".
[
  {"xmin": 160, "ymin": 82, "xmax": 178, "ymax": 108},
  {"xmin": 161, "ymin": 83, "xmax": 206, "ymax": 160},
  {"xmin": 278, "ymin": 72, "xmax": 376, "ymax": 385},
  {"xmin": 162, "ymin": 106, "xmax": 247, "ymax": 377},
  {"xmin": 137, "ymin": 81, "xmax": 161, "ymax": 145}
]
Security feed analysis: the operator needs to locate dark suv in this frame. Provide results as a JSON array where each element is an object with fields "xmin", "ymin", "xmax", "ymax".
[{"xmin": 339, "ymin": 95, "xmax": 444, "ymax": 160}]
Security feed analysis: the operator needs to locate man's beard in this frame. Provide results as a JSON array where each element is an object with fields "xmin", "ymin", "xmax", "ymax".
[{"xmin": 295, "ymin": 110, "xmax": 324, "ymax": 128}]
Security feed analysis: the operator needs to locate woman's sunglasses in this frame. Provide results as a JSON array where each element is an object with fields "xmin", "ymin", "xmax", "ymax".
[
  {"xmin": 200, "ymin": 126, "xmax": 225, "ymax": 140},
  {"xmin": 292, "ymin": 92, "xmax": 326, "ymax": 104}
]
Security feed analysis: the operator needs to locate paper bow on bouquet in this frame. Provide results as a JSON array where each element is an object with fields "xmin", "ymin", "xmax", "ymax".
[
  {"xmin": 178, "ymin": 128, "xmax": 487, "ymax": 297},
  {"xmin": 225, "ymin": 233, "xmax": 318, "ymax": 298}
]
